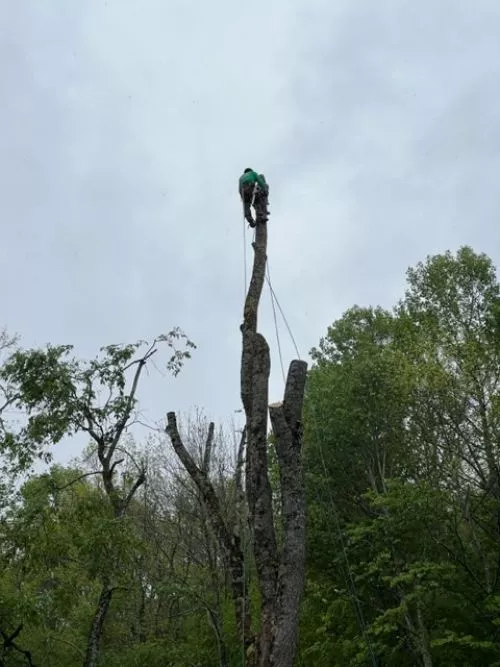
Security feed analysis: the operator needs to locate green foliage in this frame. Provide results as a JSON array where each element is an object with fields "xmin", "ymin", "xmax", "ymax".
[
  {"xmin": 0, "ymin": 331, "xmax": 195, "ymax": 475},
  {"xmin": 0, "ymin": 468, "xmax": 109, "ymax": 664},
  {"xmin": 300, "ymin": 247, "xmax": 500, "ymax": 666},
  {"xmin": 5, "ymin": 247, "xmax": 500, "ymax": 665}
]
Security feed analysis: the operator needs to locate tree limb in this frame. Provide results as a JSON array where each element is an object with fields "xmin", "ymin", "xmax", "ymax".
[
  {"xmin": 166, "ymin": 411, "xmax": 253, "ymax": 649},
  {"xmin": 54, "ymin": 470, "xmax": 104, "ymax": 492},
  {"xmin": 202, "ymin": 421, "xmax": 215, "ymax": 474},
  {"xmin": 269, "ymin": 360, "xmax": 307, "ymax": 667},
  {"xmin": 166, "ymin": 412, "xmax": 236, "ymax": 559},
  {"xmin": 122, "ymin": 469, "xmax": 146, "ymax": 514},
  {"xmin": 0, "ymin": 394, "xmax": 19, "ymax": 415},
  {"xmin": 248, "ymin": 333, "xmax": 278, "ymax": 658},
  {"xmin": 0, "ymin": 625, "xmax": 35, "ymax": 667},
  {"xmin": 109, "ymin": 458, "xmax": 125, "ymax": 475},
  {"xmin": 107, "ymin": 346, "xmax": 157, "ymax": 463}
]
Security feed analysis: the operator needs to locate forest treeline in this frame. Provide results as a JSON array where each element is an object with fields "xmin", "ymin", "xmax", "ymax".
[{"xmin": 2, "ymin": 246, "xmax": 500, "ymax": 666}]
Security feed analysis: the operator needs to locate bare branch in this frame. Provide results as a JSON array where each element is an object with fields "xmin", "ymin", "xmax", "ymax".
[
  {"xmin": 107, "ymin": 346, "xmax": 157, "ymax": 463},
  {"xmin": 54, "ymin": 470, "xmax": 103, "ymax": 492},
  {"xmin": 109, "ymin": 458, "xmax": 125, "ymax": 475},
  {"xmin": 122, "ymin": 469, "xmax": 146, "ymax": 514},
  {"xmin": 111, "ymin": 446, "xmax": 143, "ymax": 473},
  {"xmin": 0, "ymin": 394, "xmax": 19, "ymax": 415},
  {"xmin": 122, "ymin": 342, "xmax": 157, "ymax": 373},
  {"xmin": 79, "ymin": 405, "xmax": 105, "ymax": 450},
  {"xmin": 166, "ymin": 412, "xmax": 233, "ymax": 555},
  {"xmin": 202, "ymin": 422, "xmax": 215, "ymax": 474},
  {"xmin": 166, "ymin": 411, "xmax": 252, "ymax": 648}
]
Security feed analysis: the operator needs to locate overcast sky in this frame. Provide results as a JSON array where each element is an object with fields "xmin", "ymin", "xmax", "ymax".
[{"xmin": 2, "ymin": 0, "xmax": 500, "ymax": 464}]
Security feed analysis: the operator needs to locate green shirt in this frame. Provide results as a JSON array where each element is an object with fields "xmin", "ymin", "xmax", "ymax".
[{"xmin": 239, "ymin": 170, "xmax": 267, "ymax": 194}]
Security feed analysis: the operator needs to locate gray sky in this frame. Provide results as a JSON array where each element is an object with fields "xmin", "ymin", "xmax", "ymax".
[{"xmin": 2, "ymin": 0, "xmax": 500, "ymax": 464}]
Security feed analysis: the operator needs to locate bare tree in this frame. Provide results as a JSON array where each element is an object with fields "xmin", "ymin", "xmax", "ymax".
[
  {"xmin": 166, "ymin": 414, "xmax": 254, "ymax": 657},
  {"xmin": 240, "ymin": 198, "xmax": 307, "ymax": 666},
  {"xmin": 167, "ymin": 186, "xmax": 307, "ymax": 666}
]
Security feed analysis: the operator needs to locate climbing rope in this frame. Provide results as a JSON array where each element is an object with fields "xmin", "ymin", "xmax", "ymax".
[
  {"xmin": 242, "ymin": 212, "xmax": 248, "ymax": 299},
  {"xmin": 264, "ymin": 258, "xmax": 378, "ymax": 664},
  {"xmin": 241, "ymin": 235, "xmax": 301, "ymax": 384},
  {"xmin": 240, "ymin": 177, "xmax": 301, "ymax": 387},
  {"xmin": 267, "ymin": 262, "xmax": 286, "ymax": 384},
  {"xmin": 264, "ymin": 263, "xmax": 301, "ymax": 361}
]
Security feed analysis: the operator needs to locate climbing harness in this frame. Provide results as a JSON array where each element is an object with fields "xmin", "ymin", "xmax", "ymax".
[{"xmin": 242, "ymin": 211, "xmax": 248, "ymax": 299}]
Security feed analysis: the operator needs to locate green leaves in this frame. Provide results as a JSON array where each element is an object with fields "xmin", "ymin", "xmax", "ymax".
[
  {"xmin": 159, "ymin": 327, "xmax": 197, "ymax": 377},
  {"xmin": 301, "ymin": 247, "xmax": 500, "ymax": 665},
  {"xmin": 4, "ymin": 246, "xmax": 500, "ymax": 665},
  {"xmin": 0, "ymin": 330, "xmax": 195, "ymax": 475},
  {"xmin": 0, "ymin": 345, "xmax": 79, "ymax": 473}
]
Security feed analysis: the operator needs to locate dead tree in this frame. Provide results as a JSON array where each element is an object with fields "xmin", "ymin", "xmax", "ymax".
[
  {"xmin": 165, "ymin": 414, "xmax": 254, "ymax": 656},
  {"xmin": 240, "ymin": 191, "xmax": 307, "ymax": 667},
  {"xmin": 167, "ymin": 182, "xmax": 307, "ymax": 666}
]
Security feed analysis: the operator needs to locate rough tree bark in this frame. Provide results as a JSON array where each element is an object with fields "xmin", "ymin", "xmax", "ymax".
[
  {"xmin": 240, "ymin": 194, "xmax": 308, "ymax": 667},
  {"xmin": 167, "ymin": 184, "xmax": 307, "ymax": 666},
  {"xmin": 268, "ymin": 361, "xmax": 307, "ymax": 667}
]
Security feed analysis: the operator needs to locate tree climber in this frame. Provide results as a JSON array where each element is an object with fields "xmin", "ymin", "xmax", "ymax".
[{"xmin": 238, "ymin": 168, "xmax": 269, "ymax": 228}]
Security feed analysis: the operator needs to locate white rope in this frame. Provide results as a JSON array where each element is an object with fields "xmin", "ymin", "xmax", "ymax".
[
  {"xmin": 250, "ymin": 182, "xmax": 257, "ymax": 208},
  {"xmin": 267, "ymin": 262, "xmax": 286, "ymax": 384},
  {"xmin": 242, "ymin": 210, "xmax": 248, "ymax": 300},
  {"xmin": 265, "ymin": 261, "xmax": 302, "ymax": 361}
]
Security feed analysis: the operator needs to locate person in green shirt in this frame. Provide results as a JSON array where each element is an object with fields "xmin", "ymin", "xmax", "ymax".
[{"xmin": 238, "ymin": 168, "xmax": 269, "ymax": 227}]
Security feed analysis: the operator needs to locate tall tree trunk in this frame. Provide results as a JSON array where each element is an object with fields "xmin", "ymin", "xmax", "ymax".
[
  {"xmin": 241, "ymin": 219, "xmax": 278, "ymax": 665},
  {"xmin": 168, "ymin": 182, "xmax": 307, "ymax": 667},
  {"xmin": 269, "ymin": 360, "xmax": 307, "ymax": 667},
  {"xmin": 240, "ymin": 194, "xmax": 307, "ymax": 667}
]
